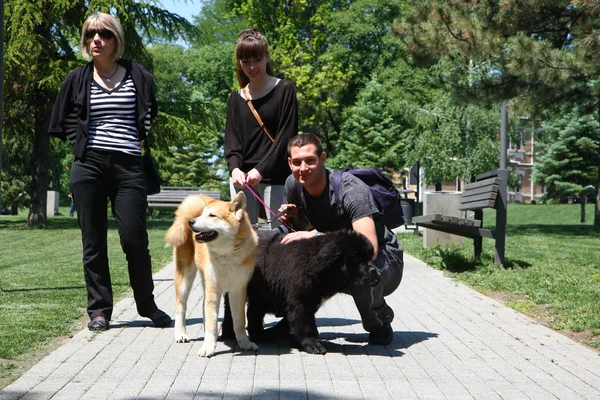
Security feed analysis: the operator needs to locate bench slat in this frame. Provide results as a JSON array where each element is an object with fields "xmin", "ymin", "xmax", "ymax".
[
  {"xmin": 147, "ymin": 187, "xmax": 220, "ymax": 210},
  {"xmin": 462, "ymin": 184, "xmax": 499, "ymax": 198},
  {"xmin": 145, "ymin": 203, "xmax": 188, "ymax": 209},
  {"xmin": 414, "ymin": 221, "xmax": 495, "ymax": 239},
  {"xmin": 457, "ymin": 198, "xmax": 496, "ymax": 211},
  {"xmin": 412, "ymin": 213, "xmax": 482, "ymax": 228},
  {"xmin": 460, "ymin": 191, "xmax": 497, "ymax": 205},
  {"xmin": 463, "ymin": 177, "xmax": 501, "ymax": 192}
]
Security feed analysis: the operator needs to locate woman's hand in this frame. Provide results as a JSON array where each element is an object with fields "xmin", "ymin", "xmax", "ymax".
[
  {"xmin": 245, "ymin": 168, "xmax": 263, "ymax": 186},
  {"xmin": 231, "ymin": 168, "xmax": 246, "ymax": 189}
]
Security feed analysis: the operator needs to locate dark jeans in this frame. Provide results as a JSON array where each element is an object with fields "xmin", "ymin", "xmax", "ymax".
[
  {"xmin": 70, "ymin": 149, "xmax": 158, "ymax": 321},
  {"xmin": 350, "ymin": 234, "xmax": 404, "ymax": 332}
]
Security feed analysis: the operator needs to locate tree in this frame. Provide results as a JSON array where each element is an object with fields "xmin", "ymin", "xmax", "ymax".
[
  {"xmin": 410, "ymin": 94, "xmax": 514, "ymax": 185},
  {"xmin": 534, "ymin": 110, "xmax": 600, "ymax": 222},
  {"xmin": 148, "ymin": 43, "xmax": 227, "ymax": 186},
  {"xmin": 401, "ymin": 0, "xmax": 600, "ymax": 228},
  {"xmin": 3, "ymin": 0, "xmax": 194, "ymax": 226},
  {"xmin": 147, "ymin": 0, "xmax": 246, "ymax": 187},
  {"xmin": 330, "ymin": 79, "xmax": 406, "ymax": 172}
]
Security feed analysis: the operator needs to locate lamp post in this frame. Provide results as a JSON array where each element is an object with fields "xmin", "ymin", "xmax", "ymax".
[{"xmin": 500, "ymin": 100, "xmax": 507, "ymax": 169}]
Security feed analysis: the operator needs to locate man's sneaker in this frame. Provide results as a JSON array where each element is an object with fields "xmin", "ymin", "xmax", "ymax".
[{"xmin": 368, "ymin": 323, "xmax": 394, "ymax": 345}]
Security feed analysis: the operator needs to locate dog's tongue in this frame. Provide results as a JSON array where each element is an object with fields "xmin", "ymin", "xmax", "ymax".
[{"xmin": 195, "ymin": 231, "xmax": 218, "ymax": 243}]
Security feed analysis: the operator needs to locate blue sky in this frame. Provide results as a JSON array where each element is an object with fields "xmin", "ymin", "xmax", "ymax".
[{"xmin": 159, "ymin": 0, "xmax": 202, "ymax": 23}]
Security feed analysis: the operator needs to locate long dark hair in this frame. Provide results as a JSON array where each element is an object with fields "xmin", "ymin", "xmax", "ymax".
[{"xmin": 235, "ymin": 28, "xmax": 274, "ymax": 88}]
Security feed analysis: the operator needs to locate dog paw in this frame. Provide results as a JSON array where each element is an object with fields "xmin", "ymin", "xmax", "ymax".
[
  {"xmin": 175, "ymin": 335, "xmax": 189, "ymax": 343},
  {"xmin": 174, "ymin": 331, "xmax": 189, "ymax": 343},
  {"xmin": 302, "ymin": 340, "xmax": 327, "ymax": 355},
  {"xmin": 198, "ymin": 343, "xmax": 216, "ymax": 357},
  {"xmin": 239, "ymin": 340, "xmax": 259, "ymax": 352}
]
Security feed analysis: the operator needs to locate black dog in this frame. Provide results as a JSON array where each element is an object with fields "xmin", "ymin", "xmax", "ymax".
[{"xmin": 223, "ymin": 229, "xmax": 379, "ymax": 354}]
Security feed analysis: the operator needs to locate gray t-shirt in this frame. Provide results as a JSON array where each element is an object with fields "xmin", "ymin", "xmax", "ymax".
[{"xmin": 283, "ymin": 169, "xmax": 395, "ymax": 246}]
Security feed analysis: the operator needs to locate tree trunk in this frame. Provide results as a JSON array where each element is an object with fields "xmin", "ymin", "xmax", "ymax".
[
  {"xmin": 580, "ymin": 194, "xmax": 586, "ymax": 223},
  {"xmin": 28, "ymin": 99, "xmax": 52, "ymax": 227},
  {"xmin": 327, "ymin": 109, "xmax": 341, "ymax": 135}
]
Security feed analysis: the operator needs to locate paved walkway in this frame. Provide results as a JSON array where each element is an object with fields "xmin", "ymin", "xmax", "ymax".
[{"xmin": 2, "ymin": 253, "xmax": 600, "ymax": 400}]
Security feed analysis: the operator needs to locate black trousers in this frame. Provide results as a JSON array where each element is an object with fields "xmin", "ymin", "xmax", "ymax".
[
  {"xmin": 70, "ymin": 149, "xmax": 157, "ymax": 320},
  {"xmin": 350, "ymin": 234, "xmax": 404, "ymax": 332}
]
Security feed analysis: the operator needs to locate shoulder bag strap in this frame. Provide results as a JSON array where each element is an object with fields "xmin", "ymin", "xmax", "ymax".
[{"xmin": 242, "ymin": 86, "xmax": 275, "ymax": 142}]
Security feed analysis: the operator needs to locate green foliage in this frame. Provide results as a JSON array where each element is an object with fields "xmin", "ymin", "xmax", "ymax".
[
  {"xmin": 330, "ymin": 79, "xmax": 405, "ymax": 171},
  {"xmin": 147, "ymin": 1, "xmax": 244, "ymax": 186},
  {"xmin": 0, "ymin": 135, "xmax": 32, "ymax": 212},
  {"xmin": 534, "ymin": 110, "xmax": 600, "ymax": 201},
  {"xmin": 158, "ymin": 143, "xmax": 222, "ymax": 189},
  {"xmin": 410, "ymin": 95, "xmax": 513, "ymax": 184},
  {"xmin": 401, "ymin": 0, "xmax": 600, "ymax": 107}
]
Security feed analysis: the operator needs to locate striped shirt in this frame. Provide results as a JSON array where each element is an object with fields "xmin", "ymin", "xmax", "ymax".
[{"xmin": 64, "ymin": 73, "xmax": 151, "ymax": 156}]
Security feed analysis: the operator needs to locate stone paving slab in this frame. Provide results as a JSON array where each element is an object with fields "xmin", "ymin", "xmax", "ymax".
[{"xmin": 2, "ymin": 253, "xmax": 599, "ymax": 400}]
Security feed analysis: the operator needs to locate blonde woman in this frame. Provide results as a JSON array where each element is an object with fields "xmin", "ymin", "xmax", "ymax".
[
  {"xmin": 48, "ymin": 13, "xmax": 170, "ymax": 331},
  {"xmin": 224, "ymin": 28, "xmax": 298, "ymax": 228}
]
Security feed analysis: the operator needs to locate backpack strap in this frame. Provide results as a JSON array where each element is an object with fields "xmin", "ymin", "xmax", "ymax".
[{"xmin": 332, "ymin": 170, "xmax": 344, "ymax": 214}]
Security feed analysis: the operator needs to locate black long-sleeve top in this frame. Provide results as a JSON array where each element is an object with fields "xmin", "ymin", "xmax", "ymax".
[{"xmin": 224, "ymin": 79, "xmax": 298, "ymax": 185}]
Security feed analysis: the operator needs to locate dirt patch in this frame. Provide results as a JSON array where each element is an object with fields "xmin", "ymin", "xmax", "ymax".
[{"xmin": 485, "ymin": 290, "xmax": 600, "ymax": 353}]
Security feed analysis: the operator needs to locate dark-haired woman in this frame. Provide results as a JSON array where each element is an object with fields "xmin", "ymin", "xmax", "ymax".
[
  {"xmin": 48, "ymin": 12, "xmax": 170, "ymax": 331},
  {"xmin": 224, "ymin": 28, "xmax": 298, "ymax": 228}
]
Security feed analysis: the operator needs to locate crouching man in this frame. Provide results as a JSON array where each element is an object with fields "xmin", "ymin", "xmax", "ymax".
[{"xmin": 279, "ymin": 133, "xmax": 403, "ymax": 345}]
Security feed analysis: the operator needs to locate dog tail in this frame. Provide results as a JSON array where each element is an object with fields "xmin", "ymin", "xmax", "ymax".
[{"xmin": 165, "ymin": 194, "xmax": 209, "ymax": 248}]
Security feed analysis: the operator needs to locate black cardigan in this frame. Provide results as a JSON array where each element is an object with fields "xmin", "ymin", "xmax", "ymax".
[{"xmin": 48, "ymin": 59, "xmax": 158, "ymax": 159}]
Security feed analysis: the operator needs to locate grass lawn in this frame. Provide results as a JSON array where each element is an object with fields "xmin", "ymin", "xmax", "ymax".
[
  {"xmin": 0, "ymin": 207, "xmax": 174, "ymax": 388},
  {"xmin": 398, "ymin": 203, "xmax": 600, "ymax": 351}
]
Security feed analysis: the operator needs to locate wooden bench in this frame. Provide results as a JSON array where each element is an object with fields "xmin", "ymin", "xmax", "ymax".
[
  {"xmin": 412, "ymin": 169, "xmax": 507, "ymax": 265},
  {"xmin": 147, "ymin": 186, "xmax": 221, "ymax": 210}
]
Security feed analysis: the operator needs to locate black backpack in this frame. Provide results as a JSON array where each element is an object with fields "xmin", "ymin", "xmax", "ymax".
[{"xmin": 332, "ymin": 167, "xmax": 405, "ymax": 229}]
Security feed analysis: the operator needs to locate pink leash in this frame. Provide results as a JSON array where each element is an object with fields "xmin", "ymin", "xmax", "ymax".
[
  {"xmin": 243, "ymin": 183, "xmax": 294, "ymax": 232},
  {"xmin": 244, "ymin": 183, "xmax": 278, "ymax": 219}
]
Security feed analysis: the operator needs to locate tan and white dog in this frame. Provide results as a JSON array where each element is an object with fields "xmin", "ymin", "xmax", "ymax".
[{"xmin": 165, "ymin": 192, "xmax": 258, "ymax": 357}]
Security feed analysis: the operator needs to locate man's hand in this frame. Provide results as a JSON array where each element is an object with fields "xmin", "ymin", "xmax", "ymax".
[
  {"xmin": 277, "ymin": 204, "xmax": 298, "ymax": 225},
  {"xmin": 231, "ymin": 168, "xmax": 246, "ymax": 189},
  {"xmin": 280, "ymin": 230, "xmax": 315, "ymax": 244},
  {"xmin": 246, "ymin": 168, "xmax": 263, "ymax": 186}
]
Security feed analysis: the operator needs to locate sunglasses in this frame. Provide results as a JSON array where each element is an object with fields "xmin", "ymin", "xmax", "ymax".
[{"xmin": 84, "ymin": 28, "xmax": 115, "ymax": 41}]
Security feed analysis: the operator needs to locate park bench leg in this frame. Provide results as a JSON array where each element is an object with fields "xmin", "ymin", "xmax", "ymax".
[
  {"xmin": 474, "ymin": 237, "xmax": 483, "ymax": 259},
  {"xmin": 494, "ymin": 236, "xmax": 505, "ymax": 265},
  {"xmin": 473, "ymin": 209, "xmax": 483, "ymax": 259}
]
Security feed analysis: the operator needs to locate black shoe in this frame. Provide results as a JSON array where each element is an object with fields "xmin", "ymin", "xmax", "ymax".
[
  {"xmin": 143, "ymin": 309, "xmax": 172, "ymax": 328},
  {"xmin": 88, "ymin": 316, "xmax": 109, "ymax": 331},
  {"xmin": 368, "ymin": 324, "xmax": 394, "ymax": 345}
]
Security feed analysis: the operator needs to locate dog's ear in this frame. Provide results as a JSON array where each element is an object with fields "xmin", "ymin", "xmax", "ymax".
[{"xmin": 230, "ymin": 191, "xmax": 247, "ymax": 220}]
